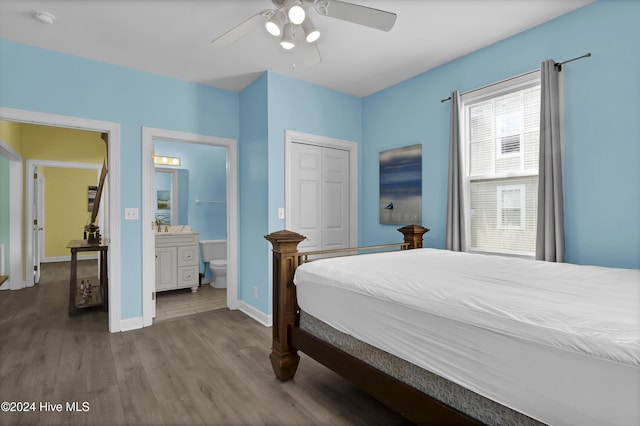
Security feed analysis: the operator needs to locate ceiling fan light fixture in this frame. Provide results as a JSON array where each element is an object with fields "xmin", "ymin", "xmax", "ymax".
[
  {"xmin": 265, "ymin": 10, "xmax": 286, "ymax": 36},
  {"xmin": 280, "ymin": 23, "xmax": 295, "ymax": 50},
  {"xmin": 302, "ymin": 18, "xmax": 320, "ymax": 43},
  {"xmin": 287, "ymin": 0, "xmax": 306, "ymax": 25}
]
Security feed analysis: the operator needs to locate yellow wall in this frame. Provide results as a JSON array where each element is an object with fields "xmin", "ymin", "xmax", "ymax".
[
  {"xmin": 42, "ymin": 167, "xmax": 99, "ymax": 258},
  {"xmin": 20, "ymin": 123, "xmax": 106, "ymax": 162},
  {"xmin": 0, "ymin": 120, "xmax": 23, "ymax": 155},
  {"xmin": 1, "ymin": 120, "xmax": 106, "ymax": 278},
  {"xmin": 19, "ymin": 123, "xmax": 107, "ymax": 259}
]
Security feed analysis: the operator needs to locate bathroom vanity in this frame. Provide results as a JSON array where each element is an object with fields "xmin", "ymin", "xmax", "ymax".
[{"xmin": 155, "ymin": 231, "xmax": 199, "ymax": 293}]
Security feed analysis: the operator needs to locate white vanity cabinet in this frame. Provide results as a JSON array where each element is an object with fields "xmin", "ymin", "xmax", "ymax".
[{"xmin": 155, "ymin": 232, "xmax": 199, "ymax": 293}]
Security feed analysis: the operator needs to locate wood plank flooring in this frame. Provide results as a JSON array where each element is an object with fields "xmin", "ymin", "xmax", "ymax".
[
  {"xmin": 155, "ymin": 285, "xmax": 227, "ymax": 323},
  {"xmin": 0, "ymin": 261, "xmax": 411, "ymax": 425}
]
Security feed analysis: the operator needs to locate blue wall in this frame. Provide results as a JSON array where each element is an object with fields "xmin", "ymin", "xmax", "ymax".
[
  {"xmin": 238, "ymin": 74, "xmax": 270, "ymax": 312},
  {"xmin": 266, "ymin": 72, "xmax": 362, "ymax": 232},
  {"xmin": 362, "ymin": 0, "xmax": 640, "ymax": 268},
  {"xmin": 154, "ymin": 140, "xmax": 227, "ymax": 239},
  {"xmin": 0, "ymin": 39, "xmax": 239, "ymax": 319},
  {"xmin": 237, "ymin": 72, "xmax": 362, "ymax": 314}
]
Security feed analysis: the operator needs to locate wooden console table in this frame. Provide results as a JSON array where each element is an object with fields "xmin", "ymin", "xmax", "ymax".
[{"xmin": 67, "ymin": 239, "xmax": 108, "ymax": 316}]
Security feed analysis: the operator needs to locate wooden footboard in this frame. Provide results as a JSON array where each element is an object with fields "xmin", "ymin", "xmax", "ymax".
[
  {"xmin": 265, "ymin": 225, "xmax": 484, "ymax": 424},
  {"xmin": 264, "ymin": 225, "xmax": 429, "ymax": 377}
]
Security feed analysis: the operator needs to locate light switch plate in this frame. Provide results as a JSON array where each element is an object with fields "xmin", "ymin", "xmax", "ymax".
[
  {"xmin": 124, "ymin": 208, "xmax": 139, "ymax": 220},
  {"xmin": 277, "ymin": 207, "xmax": 285, "ymax": 219}
]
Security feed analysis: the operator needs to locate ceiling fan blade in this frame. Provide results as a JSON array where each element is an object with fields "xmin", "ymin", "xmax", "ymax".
[
  {"xmin": 211, "ymin": 11, "xmax": 269, "ymax": 48},
  {"xmin": 316, "ymin": 0, "xmax": 397, "ymax": 31}
]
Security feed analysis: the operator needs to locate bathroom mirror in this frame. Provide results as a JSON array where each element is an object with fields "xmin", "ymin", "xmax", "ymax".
[{"xmin": 154, "ymin": 168, "xmax": 188, "ymax": 225}]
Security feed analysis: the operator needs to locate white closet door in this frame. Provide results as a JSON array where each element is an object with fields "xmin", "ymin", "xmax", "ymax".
[
  {"xmin": 290, "ymin": 142, "xmax": 350, "ymax": 253},
  {"xmin": 322, "ymin": 147, "xmax": 350, "ymax": 250}
]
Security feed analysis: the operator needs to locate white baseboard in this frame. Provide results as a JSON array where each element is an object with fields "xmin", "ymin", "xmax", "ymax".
[
  {"xmin": 119, "ymin": 316, "xmax": 144, "ymax": 332},
  {"xmin": 0, "ymin": 279, "xmax": 27, "ymax": 290},
  {"xmin": 237, "ymin": 301, "xmax": 272, "ymax": 327}
]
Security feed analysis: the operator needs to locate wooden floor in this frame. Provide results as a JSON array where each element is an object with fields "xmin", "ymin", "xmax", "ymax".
[
  {"xmin": 155, "ymin": 284, "xmax": 227, "ymax": 323},
  {"xmin": 0, "ymin": 262, "xmax": 411, "ymax": 425}
]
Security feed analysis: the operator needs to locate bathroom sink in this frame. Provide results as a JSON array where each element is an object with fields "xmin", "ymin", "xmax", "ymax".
[{"xmin": 154, "ymin": 225, "xmax": 192, "ymax": 234}]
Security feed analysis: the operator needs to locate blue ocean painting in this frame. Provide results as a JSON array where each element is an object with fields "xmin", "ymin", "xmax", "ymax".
[{"xmin": 379, "ymin": 144, "xmax": 422, "ymax": 224}]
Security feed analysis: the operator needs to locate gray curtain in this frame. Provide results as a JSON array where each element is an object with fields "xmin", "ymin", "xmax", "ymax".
[
  {"xmin": 536, "ymin": 60, "xmax": 565, "ymax": 262},
  {"xmin": 446, "ymin": 90, "xmax": 465, "ymax": 251}
]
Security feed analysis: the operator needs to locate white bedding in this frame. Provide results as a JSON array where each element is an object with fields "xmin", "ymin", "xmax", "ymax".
[{"xmin": 294, "ymin": 248, "xmax": 640, "ymax": 426}]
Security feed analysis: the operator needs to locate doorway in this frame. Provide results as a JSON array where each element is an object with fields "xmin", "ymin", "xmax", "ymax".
[
  {"xmin": 141, "ymin": 127, "xmax": 238, "ymax": 327},
  {"xmin": 0, "ymin": 107, "xmax": 121, "ymax": 333},
  {"xmin": 285, "ymin": 130, "xmax": 358, "ymax": 249},
  {"xmin": 26, "ymin": 160, "xmax": 105, "ymax": 285}
]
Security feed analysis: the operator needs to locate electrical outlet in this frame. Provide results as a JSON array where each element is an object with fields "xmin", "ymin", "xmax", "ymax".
[
  {"xmin": 253, "ymin": 287, "xmax": 259, "ymax": 298},
  {"xmin": 124, "ymin": 208, "xmax": 139, "ymax": 220}
]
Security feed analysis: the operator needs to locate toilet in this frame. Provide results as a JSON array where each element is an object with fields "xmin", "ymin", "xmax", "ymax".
[{"xmin": 199, "ymin": 239, "xmax": 227, "ymax": 288}]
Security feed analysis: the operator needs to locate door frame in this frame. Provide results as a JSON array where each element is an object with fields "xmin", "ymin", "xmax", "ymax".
[
  {"xmin": 0, "ymin": 137, "xmax": 22, "ymax": 290},
  {"xmin": 0, "ymin": 107, "xmax": 121, "ymax": 333},
  {"xmin": 284, "ymin": 130, "xmax": 358, "ymax": 247},
  {"xmin": 34, "ymin": 167, "xmax": 44, "ymax": 283},
  {"xmin": 141, "ymin": 127, "xmax": 238, "ymax": 327}
]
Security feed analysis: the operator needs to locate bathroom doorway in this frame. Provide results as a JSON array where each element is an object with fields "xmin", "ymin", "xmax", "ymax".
[{"xmin": 141, "ymin": 127, "xmax": 238, "ymax": 326}]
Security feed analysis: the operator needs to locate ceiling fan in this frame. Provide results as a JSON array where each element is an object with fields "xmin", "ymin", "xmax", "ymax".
[{"xmin": 211, "ymin": 0, "xmax": 397, "ymax": 66}]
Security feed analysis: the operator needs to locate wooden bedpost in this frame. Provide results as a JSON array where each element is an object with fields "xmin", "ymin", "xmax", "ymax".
[
  {"xmin": 398, "ymin": 224, "xmax": 429, "ymax": 249},
  {"xmin": 264, "ymin": 230, "xmax": 305, "ymax": 381}
]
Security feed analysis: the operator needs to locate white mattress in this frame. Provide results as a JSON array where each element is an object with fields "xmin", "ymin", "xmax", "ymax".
[{"xmin": 294, "ymin": 249, "xmax": 640, "ymax": 426}]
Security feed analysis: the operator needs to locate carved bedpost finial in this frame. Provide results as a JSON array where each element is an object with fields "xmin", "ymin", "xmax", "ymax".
[
  {"xmin": 397, "ymin": 224, "xmax": 429, "ymax": 249},
  {"xmin": 264, "ymin": 230, "xmax": 305, "ymax": 381}
]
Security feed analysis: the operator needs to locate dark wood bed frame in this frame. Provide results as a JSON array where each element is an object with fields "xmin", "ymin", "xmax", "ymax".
[{"xmin": 265, "ymin": 225, "xmax": 483, "ymax": 425}]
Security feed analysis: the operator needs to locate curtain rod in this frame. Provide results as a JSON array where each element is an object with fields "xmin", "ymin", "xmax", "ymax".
[{"xmin": 440, "ymin": 52, "xmax": 591, "ymax": 103}]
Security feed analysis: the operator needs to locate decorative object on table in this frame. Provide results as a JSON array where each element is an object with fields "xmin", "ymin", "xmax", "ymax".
[
  {"xmin": 379, "ymin": 144, "xmax": 422, "ymax": 225},
  {"xmin": 87, "ymin": 186, "xmax": 97, "ymax": 212},
  {"xmin": 83, "ymin": 133, "xmax": 108, "ymax": 245}
]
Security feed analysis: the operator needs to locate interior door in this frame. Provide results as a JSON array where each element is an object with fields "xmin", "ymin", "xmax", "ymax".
[
  {"xmin": 321, "ymin": 146, "xmax": 350, "ymax": 250},
  {"xmin": 290, "ymin": 142, "xmax": 350, "ymax": 253},
  {"xmin": 32, "ymin": 166, "xmax": 44, "ymax": 284}
]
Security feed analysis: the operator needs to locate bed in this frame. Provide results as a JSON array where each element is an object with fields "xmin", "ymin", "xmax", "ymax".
[{"xmin": 265, "ymin": 226, "xmax": 639, "ymax": 426}]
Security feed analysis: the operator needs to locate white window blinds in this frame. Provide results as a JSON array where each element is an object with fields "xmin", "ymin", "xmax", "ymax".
[{"xmin": 462, "ymin": 72, "xmax": 540, "ymax": 256}]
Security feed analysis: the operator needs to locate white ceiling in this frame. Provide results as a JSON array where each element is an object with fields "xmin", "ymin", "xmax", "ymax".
[{"xmin": 0, "ymin": 0, "xmax": 594, "ymax": 98}]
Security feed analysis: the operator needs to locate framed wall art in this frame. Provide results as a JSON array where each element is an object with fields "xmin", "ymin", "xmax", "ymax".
[{"xmin": 379, "ymin": 144, "xmax": 422, "ymax": 225}]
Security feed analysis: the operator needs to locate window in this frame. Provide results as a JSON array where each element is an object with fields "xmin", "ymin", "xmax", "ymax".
[
  {"xmin": 497, "ymin": 185, "xmax": 525, "ymax": 229},
  {"xmin": 462, "ymin": 73, "xmax": 540, "ymax": 256}
]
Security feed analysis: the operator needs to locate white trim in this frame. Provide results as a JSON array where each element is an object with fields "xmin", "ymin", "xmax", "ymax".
[
  {"xmin": 0, "ymin": 138, "xmax": 21, "ymax": 161},
  {"xmin": 119, "ymin": 316, "xmax": 144, "ymax": 332},
  {"xmin": 284, "ymin": 130, "xmax": 358, "ymax": 248},
  {"xmin": 237, "ymin": 300, "xmax": 272, "ymax": 327},
  {"xmin": 142, "ymin": 127, "xmax": 239, "ymax": 328},
  {"xmin": 0, "ymin": 244, "xmax": 4, "ymax": 275},
  {"xmin": 0, "ymin": 139, "xmax": 23, "ymax": 290},
  {"xmin": 0, "ymin": 107, "xmax": 121, "ymax": 333},
  {"xmin": 460, "ymin": 73, "xmax": 541, "ymax": 256}
]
